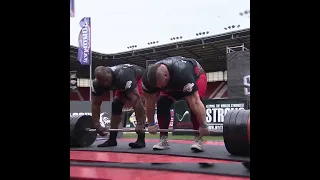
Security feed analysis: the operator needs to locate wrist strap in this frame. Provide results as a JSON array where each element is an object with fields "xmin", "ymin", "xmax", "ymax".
[{"xmin": 200, "ymin": 124, "xmax": 208, "ymax": 128}]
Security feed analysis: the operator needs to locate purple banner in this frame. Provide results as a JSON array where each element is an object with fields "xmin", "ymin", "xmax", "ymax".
[
  {"xmin": 77, "ymin": 17, "xmax": 91, "ymax": 65},
  {"xmin": 70, "ymin": 0, "xmax": 75, "ymax": 17}
]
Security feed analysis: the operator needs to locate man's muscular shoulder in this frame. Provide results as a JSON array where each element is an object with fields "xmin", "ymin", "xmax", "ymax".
[
  {"xmin": 116, "ymin": 67, "xmax": 135, "ymax": 80},
  {"xmin": 114, "ymin": 68, "xmax": 136, "ymax": 90},
  {"xmin": 92, "ymin": 79, "xmax": 107, "ymax": 96},
  {"xmin": 92, "ymin": 79, "xmax": 99, "ymax": 92},
  {"xmin": 142, "ymin": 69, "xmax": 158, "ymax": 94},
  {"xmin": 142, "ymin": 70, "xmax": 149, "ymax": 89}
]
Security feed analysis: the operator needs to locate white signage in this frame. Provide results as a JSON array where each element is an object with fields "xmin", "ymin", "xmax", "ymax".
[
  {"xmin": 243, "ymin": 75, "xmax": 250, "ymax": 96},
  {"xmin": 205, "ymin": 103, "xmax": 245, "ymax": 130}
]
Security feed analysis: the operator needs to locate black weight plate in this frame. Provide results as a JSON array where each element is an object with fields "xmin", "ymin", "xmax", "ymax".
[
  {"xmin": 222, "ymin": 109, "xmax": 233, "ymax": 148},
  {"xmin": 223, "ymin": 110, "xmax": 250, "ymax": 157},
  {"xmin": 72, "ymin": 115, "xmax": 97, "ymax": 147},
  {"xmin": 70, "ymin": 115, "xmax": 97, "ymax": 147},
  {"xmin": 225, "ymin": 110, "xmax": 245, "ymax": 156},
  {"xmin": 223, "ymin": 110, "xmax": 240, "ymax": 155},
  {"xmin": 241, "ymin": 110, "xmax": 250, "ymax": 156},
  {"xmin": 70, "ymin": 115, "xmax": 80, "ymax": 147},
  {"xmin": 235, "ymin": 110, "xmax": 249, "ymax": 156},
  {"xmin": 222, "ymin": 109, "xmax": 234, "ymax": 138},
  {"xmin": 70, "ymin": 115, "xmax": 86, "ymax": 146}
]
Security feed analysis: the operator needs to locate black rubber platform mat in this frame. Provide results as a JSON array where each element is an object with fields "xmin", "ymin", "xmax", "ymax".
[
  {"xmin": 70, "ymin": 141, "xmax": 250, "ymax": 162},
  {"xmin": 70, "ymin": 161, "xmax": 250, "ymax": 177}
]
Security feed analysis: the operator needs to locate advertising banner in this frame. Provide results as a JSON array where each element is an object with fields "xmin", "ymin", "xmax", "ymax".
[
  {"xmin": 70, "ymin": 101, "xmax": 124, "ymax": 138},
  {"xmin": 77, "ymin": 17, "xmax": 91, "ymax": 65},
  {"xmin": 125, "ymin": 109, "xmax": 174, "ymax": 128},
  {"xmin": 173, "ymin": 98, "xmax": 248, "ymax": 135},
  {"xmin": 70, "ymin": 0, "xmax": 75, "ymax": 17}
]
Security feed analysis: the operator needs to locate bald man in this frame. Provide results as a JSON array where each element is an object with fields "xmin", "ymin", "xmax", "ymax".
[
  {"xmin": 91, "ymin": 64, "xmax": 146, "ymax": 148},
  {"xmin": 142, "ymin": 56, "xmax": 209, "ymax": 152}
]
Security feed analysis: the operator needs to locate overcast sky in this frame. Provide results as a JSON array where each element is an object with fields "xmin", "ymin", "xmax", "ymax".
[{"xmin": 70, "ymin": 0, "xmax": 250, "ymax": 54}]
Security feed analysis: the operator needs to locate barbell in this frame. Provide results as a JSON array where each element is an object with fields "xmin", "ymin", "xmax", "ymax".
[
  {"xmin": 85, "ymin": 128, "xmax": 222, "ymax": 133},
  {"xmin": 70, "ymin": 109, "xmax": 250, "ymax": 157}
]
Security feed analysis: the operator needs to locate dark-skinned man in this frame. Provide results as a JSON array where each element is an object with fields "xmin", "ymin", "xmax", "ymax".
[
  {"xmin": 92, "ymin": 64, "xmax": 146, "ymax": 148},
  {"xmin": 142, "ymin": 56, "xmax": 209, "ymax": 152}
]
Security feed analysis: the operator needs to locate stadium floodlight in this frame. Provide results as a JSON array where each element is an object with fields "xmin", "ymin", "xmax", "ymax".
[
  {"xmin": 127, "ymin": 45, "xmax": 138, "ymax": 50},
  {"xmin": 170, "ymin": 36, "xmax": 183, "ymax": 48},
  {"xmin": 224, "ymin": 25, "xmax": 241, "ymax": 31},
  {"xmin": 170, "ymin": 36, "xmax": 183, "ymax": 41},
  {"xmin": 196, "ymin": 31, "xmax": 209, "ymax": 36},
  {"xmin": 239, "ymin": 10, "xmax": 250, "ymax": 18},
  {"xmin": 195, "ymin": 31, "xmax": 209, "ymax": 48},
  {"xmin": 147, "ymin": 41, "xmax": 159, "ymax": 45}
]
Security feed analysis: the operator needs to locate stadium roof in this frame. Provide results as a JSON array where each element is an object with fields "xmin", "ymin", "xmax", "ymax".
[{"xmin": 70, "ymin": 28, "xmax": 250, "ymax": 78}]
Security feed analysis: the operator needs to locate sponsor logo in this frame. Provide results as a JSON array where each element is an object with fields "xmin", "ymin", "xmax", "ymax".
[
  {"xmin": 205, "ymin": 104, "xmax": 245, "ymax": 123},
  {"xmin": 125, "ymin": 81, "xmax": 132, "ymax": 90},
  {"xmin": 182, "ymin": 83, "xmax": 194, "ymax": 92},
  {"xmin": 78, "ymin": 18, "xmax": 91, "ymax": 64},
  {"xmin": 175, "ymin": 111, "xmax": 190, "ymax": 122}
]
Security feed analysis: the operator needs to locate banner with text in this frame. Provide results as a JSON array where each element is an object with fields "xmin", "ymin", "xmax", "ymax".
[
  {"xmin": 70, "ymin": 101, "xmax": 125, "ymax": 138},
  {"xmin": 77, "ymin": 17, "xmax": 91, "ymax": 65},
  {"xmin": 70, "ymin": 101, "xmax": 111, "ymax": 128},
  {"xmin": 124, "ymin": 109, "xmax": 174, "ymax": 128},
  {"xmin": 70, "ymin": 0, "xmax": 75, "ymax": 17},
  {"xmin": 173, "ymin": 98, "xmax": 248, "ymax": 135}
]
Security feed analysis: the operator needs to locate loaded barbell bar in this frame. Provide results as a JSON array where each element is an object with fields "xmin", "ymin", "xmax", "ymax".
[
  {"xmin": 85, "ymin": 128, "xmax": 223, "ymax": 133},
  {"xmin": 70, "ymin": 109, "xmax": 250, "ymax": 157}
]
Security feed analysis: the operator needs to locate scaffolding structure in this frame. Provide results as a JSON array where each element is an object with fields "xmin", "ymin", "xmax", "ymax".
[{"xmin": 226, "ymin": 44, "xmax": 249, "ymax": 53}]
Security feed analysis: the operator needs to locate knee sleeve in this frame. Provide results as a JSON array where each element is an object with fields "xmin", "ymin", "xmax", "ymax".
[
  {"xmin": 112, "ymin": 99, "xmax": 124, "ymax": 115},
  {"xmin": 157, "ymin": 96, "xmax": 174, "ymax": 115},
  {"xmin": 157, "ymin": 96, "xmax": 174, "ymax": 130}
]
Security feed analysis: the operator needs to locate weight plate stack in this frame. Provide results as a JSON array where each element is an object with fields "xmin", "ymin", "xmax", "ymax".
[
  {"xmin": 223, "ymin": 109, "xmax": 250, "ymax": 157},
  {"xmin": 70, "ymin": 115, "xmax": 97, "ymax": 147}
]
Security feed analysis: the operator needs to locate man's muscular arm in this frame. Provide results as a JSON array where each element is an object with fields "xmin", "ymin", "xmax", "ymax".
[
  {"xmin": 127, "ymin": 87, "xmax": 145, "ymax": 125},
  {"xmin": 91, "ymin": 95, "xmax": 103, "ymax": 127},
  {"xmin": 141, "ymin": 68, "xmax": 159, "ymax": 125},
  {"xmin": 91, "ymin": 79, "xmax": 106, "ymax": 128},
  {"xmin": 179, "ymin": 72, "xmax": 206, "ymax": 127},
  {"xmin": 144, "ymin": 92, "xmax": 159, "ymax": 125},
  {"xmin": 185, "ymin": 91, "xmax": 206, "ymax": 126}
]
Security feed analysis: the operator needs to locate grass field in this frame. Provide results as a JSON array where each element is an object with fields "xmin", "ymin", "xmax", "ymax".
[{"xmin": 123, "ymin": 132, "xmax": 223, "ymax": 141}]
